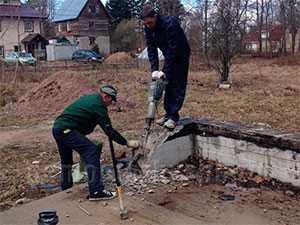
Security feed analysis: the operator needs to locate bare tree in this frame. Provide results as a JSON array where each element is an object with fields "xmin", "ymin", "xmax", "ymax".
[
  {"xmin": 275, "ymin": 0, "xmax": 300, "ymax": 54},
  {"xmin": 25, "ymin": 0, "xmax": 58, "ymax": 37},
  {"xmin": 146, "ymin": 0, "xmax": 186, "ymax": 18},
  {"xmin": 256, "ymin": 0, "xmax": 264, "ymax": 54},
  {"xmin": 196, "ymin": 0, "xmax": 211, "ymax": 55},
  {"xmin": 287, "ymin": 0, "xmax": 299, "ymax": 54},
  {"xmin": 265, "ymin": 0, "xmax": 274, "ymax": 56},
  {"xmin": 205, "ymin": 0, "xmax": 249, "ymax": 86},
  {"xmin": 279, "ymin": 0, "xmax": 288, "ymax": 54}
]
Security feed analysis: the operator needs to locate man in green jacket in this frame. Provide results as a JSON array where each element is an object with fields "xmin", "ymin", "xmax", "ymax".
[{"xmin": 52, "ymin": 84, "xmax": 140, "ymax": 201}]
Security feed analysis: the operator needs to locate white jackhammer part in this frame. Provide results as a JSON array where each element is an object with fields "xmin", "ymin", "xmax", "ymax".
[{"xmin": 146, "ymin": 78, "xmax": 168, "ymax": 119}]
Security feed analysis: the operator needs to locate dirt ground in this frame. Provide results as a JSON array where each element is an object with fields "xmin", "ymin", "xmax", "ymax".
[
  {"xmin": 0, "ymin": 56, "xmax": 300, "ymax": 223},
  {"xmin": 143, "ymin": 184, "xmax": 300, "ymax": 225}
]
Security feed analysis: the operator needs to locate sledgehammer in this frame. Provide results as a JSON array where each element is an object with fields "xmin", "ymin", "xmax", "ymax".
[{"xmin": 108, "ymin": 137, "xmax": 129, "ymax": 220}]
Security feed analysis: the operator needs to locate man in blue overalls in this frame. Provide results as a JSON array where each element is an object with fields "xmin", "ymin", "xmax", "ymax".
[{"xmin": 141, "ymin": 5, "xmax": 190, "ymax": 129}]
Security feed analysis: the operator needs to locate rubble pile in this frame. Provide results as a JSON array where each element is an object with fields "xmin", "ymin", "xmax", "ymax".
[{"xmin": 103, "ymin": 158, "xmax": 300, "ymax": 197}]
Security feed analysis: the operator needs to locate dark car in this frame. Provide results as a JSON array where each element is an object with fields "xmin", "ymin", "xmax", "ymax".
[{"xmin": 72, "ymin": 49, "xmax": 103, "ymax": 63}]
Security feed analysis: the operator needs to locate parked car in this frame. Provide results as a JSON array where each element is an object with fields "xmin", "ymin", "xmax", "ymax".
[
  {"xmin": 3, "ymin": 51, "xmax": 37, "ymax": 66},
  {"xmin": 72, "ymin": 49, "xmax": 103, "ymax": 63},
  {"xmin": 19, "ymin": 52, "xmax": 37, "ymax": 66}
]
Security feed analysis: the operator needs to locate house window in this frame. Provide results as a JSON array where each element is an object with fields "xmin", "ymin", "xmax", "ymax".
[
  {"xmin": 58, "ymin": 23, "xmax": 67, "ymax": 32},
  {"xmin": 88, "ymin": 21, "xmax": 95, "ymax": 29},
  {"xmin": 261, "ymin": 32, "xmax": 268, "ymax": 39},
  {"xmin": 14, "ymin": 45, "xmax": 19, "ymax": 52},
  {"xmin": 24, "ymin": 21, "xmax": 34, "ymax": 32},
  {"xmin": 89, "ymin": 5, "xmax": 96, "ymax": 14},
  {"xmin": 67, "ymin": 22, "xmax": 71, "ymax": 32},
  {"xmin": 0, "ymin": 46, "xmax": 4, "ymax": 57},
  {"xmin": 4, "ymin": 0, "xmax": 9, "ymax": 4},
  {"xmin": 89, "ymin": 37, "xmax": 95, "ymax": 45}
]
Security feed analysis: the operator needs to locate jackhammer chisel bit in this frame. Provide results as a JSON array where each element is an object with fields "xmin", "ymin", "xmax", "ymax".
[{"xmin": 129, "ymin": 76, "xmax": 167, "ymax": 174}]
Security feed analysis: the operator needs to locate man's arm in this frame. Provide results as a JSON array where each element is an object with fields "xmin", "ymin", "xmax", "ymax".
[
  {"xmin": 162, "ymin": 17, "xmax": 181, "ymax": 79},
  {"xmin": 95, "ymin": 108, "xmax": 127, "ymax": 146},
  {"xmin": 145, "ymin": 28, "xmax": 159, "ymax": 72}
]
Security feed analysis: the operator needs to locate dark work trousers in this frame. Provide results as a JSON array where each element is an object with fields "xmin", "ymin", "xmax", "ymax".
[
  {"xmin": 52, "ymin": 127, "xmax": 104, "ymax": 194},
  {"xmin": 164, "ymin": 55, "xmax": 190, "ymax": 122}
]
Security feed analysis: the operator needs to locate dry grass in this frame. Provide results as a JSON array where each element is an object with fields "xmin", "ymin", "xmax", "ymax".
[
  {"xmin": 0, "ymin": 57, "xmax": 300, "ymax": 210},
  {"xmin": 182, "ymin": 59, "xmax": 300, "ymax": 132}
]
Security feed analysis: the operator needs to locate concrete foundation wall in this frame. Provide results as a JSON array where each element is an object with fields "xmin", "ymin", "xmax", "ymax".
[
  {"xmin": 148, "ymin": 135, "xmax": 194, "ymax": 170},
  {"xmin": 196, "ymin": 135, "xmax": 300, "ymax": 186},
  {"xmin": 145, "ymin": 118, "xmax": 300, "ymax": 187}
]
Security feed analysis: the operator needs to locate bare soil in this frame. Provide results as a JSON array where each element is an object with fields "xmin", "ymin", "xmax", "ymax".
[
  {"xmin": 143, "ymin": 184, "xmax": 300, "ymax": 225},
  {"xmin": 0, "ymin": 56, "xmax": 300, "ymax": 222},
  {"xmin": 104, "ymin": 52, "xmax": 133, "ymax": 64}
]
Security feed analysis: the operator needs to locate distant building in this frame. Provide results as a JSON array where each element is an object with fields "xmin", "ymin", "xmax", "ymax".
[
  {"xmin": 244, "ymin": 24, "xmax": 300, "ymax": 54},
  {"xmin": 52, "ymin": 0, "xmax": 111, "ymax": 55},
  {"xmin": 0, "ymin": 0, "xmax": 46, "ymax": 56}
]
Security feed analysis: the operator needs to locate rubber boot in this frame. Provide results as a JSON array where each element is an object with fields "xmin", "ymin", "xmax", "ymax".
[{"xmin": 61, "ymin": 165, "xmax": 73, "ymax": 190}]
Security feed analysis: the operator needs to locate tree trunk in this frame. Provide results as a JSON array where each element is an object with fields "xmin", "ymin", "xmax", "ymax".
[
  {"xmin": 256, "ymin": 0, "xmax": 263, "ymax": 55},
  {"xmin": 204, "ymin": 0, "xmax": 208, "ymax": 56},
  {"xmin": 221, "ymin": 57, "xmax": 229, "ymax": 82},
  {"xmin": 291, "ymin": 29, "xmax": 297, "ymax": 54}
]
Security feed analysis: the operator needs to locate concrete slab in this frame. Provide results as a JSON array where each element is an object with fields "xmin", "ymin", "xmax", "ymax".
[{"xmin": 0, "ymin": 186, "xmax": 204, "ymax": 225}]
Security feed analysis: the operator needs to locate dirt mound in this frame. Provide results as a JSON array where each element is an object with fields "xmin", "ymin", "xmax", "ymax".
[
  {"xmin": 15, "ymin": 71, "xmax": 97, "ymax": 116},
  {"xmin": 105, "ymin": 52, "xmax": 133, "ymax": 64}
]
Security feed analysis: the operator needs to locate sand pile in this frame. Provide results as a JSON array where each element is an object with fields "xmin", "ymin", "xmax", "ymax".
[
  {"xmin": 105, "ymin": 52, "xmax": 133, "ymax": 64},
  {"xmin": 15, "ymin": 71, "xmax": 97, "ymax": 116}
]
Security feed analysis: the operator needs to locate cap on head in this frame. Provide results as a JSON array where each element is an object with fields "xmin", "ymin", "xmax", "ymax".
[
  {"xmin": 140, "ymin": 4, "xmax": 156, "ymax": 20},
  {"xmin": 100, "ymin": 84, "xmax": 117, "ymax": 102}
]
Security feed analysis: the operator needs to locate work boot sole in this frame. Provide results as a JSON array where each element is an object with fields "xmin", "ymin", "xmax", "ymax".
[{"xmin": 88, "ymin": 195, "xmax": 116, "ymax": 201}]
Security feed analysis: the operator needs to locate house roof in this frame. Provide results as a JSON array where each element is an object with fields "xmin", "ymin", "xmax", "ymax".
[
  {"xmin": 21, "ymin": 33, "xmax": 48, "ymax": 44},
  {"xmin": 53, "ymin": 0, "xmax": 111, "ymax": 22},
  {"xmin": 244, "ymin": 25, "xmax": 284, "ymax": 42},
  {"xmin": 0, "ymin": 5, "xmax": 45, "ymax": 18}
]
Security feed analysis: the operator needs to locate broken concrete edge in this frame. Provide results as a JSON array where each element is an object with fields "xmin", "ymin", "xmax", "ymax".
[
  {"xmin": 145, "ymin": 117, "xmax": 300, "ymax": 188},
  {"xmin": 165, "ymin": 117, "xmax": 300, "ymax": 153}
]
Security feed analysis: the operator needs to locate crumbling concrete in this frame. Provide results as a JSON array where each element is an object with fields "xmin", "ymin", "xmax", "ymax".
[{"xmin": 142, "ymin": 118, "xmax": 300, "ymax": 187}]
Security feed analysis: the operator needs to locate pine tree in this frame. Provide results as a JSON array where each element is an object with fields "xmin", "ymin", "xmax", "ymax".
[
  {"xmin": 106, "ymin": 0, "xmax": 147, "ymax": 25},
  {"xmin": 106, "ymin": 0, "xmax": 134, "ymax": 25}
]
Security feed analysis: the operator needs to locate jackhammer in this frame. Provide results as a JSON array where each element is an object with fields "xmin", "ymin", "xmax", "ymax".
[{"xmin": 129, "ymin": 75, "xmax": 167, "ymax": 174}]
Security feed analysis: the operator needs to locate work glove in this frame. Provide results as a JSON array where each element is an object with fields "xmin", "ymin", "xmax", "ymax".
[
  {"xmin": 151, "ymin": 71, "xmax": 165, "ymax": 80},
  {"xmin": 127, "ymin": 140, "xmax": 141, "ymax": 149}
]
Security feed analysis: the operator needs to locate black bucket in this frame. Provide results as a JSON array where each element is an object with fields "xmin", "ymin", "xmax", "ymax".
[{"xmin": 37, "ymin": 210, "xmax": 59, "ymax": 225}]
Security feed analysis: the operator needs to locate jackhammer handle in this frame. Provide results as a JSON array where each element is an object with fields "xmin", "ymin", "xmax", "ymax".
[{"xmin": 108, "ymin": 137, "xmax": 121, "ymax": 186}]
